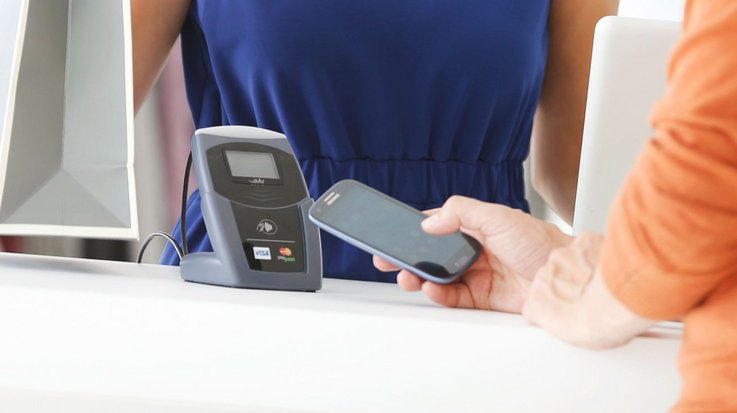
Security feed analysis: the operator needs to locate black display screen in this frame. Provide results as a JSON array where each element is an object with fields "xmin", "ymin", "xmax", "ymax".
[
  {"xmin": 225, "ymin": 150, "xmax": 279, "ymax": 179},
  {"xmin": 316, "ymin": 185, "xmax": 475, "ymax": 272}
]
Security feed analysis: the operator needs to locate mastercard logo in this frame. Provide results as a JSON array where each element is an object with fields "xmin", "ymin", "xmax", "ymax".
[{"xmin": 279, "ymin": 247, "xmax": 292, "ymax": 257}]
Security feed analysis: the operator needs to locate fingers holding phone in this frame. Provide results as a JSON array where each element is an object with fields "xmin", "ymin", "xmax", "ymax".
[{"xmin": 375, "ymin": 195, "xmax": 574, "ymax": 313}]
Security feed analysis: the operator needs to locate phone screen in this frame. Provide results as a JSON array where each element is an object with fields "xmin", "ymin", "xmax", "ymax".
[{"xmin": 310, "ymin": 181, "xmax": 480, "ymax": 281}]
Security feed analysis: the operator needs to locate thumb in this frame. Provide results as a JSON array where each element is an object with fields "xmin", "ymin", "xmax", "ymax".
[{"xmin": 422, "ymin": 196, "xmax": 507, "ymax": 235}]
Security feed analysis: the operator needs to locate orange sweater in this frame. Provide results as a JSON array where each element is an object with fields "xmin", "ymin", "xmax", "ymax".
[{"xmin": 600, "ymin": 1, "xmax": 737, "ymax": 411}]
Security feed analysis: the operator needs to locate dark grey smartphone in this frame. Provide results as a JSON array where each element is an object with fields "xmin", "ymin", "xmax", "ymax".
[{"xmin": 308, "ymin": 179, "xmax": 482, "ymax": 284}]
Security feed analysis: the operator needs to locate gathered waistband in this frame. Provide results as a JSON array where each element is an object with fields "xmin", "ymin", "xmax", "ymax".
[{"xmin": 299, "ymin": 157, "xmax": 529, "ymax": 212}]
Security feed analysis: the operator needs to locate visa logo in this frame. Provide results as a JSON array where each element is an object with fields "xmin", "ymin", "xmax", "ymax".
[{"xmin": 253, "ymin": 247, "xmax": 271, "ymax": 260}]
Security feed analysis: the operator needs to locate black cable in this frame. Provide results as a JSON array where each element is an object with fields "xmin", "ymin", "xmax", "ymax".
[
  {"xmin": 181, "ymin": 152, "xmax": 193, "ymax": 256},
  {"xmin": 135, "ymin": 152, "xmax": 193, "ymax": 265},
  {"xmin": 137, "ymin": 232, "xmax": 184, "ymax": 263}
]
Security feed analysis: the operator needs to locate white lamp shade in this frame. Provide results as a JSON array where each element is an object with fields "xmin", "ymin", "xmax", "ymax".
[{"xmin": 0, "ymin": 0, "xmax": 137, "ymax": 239}]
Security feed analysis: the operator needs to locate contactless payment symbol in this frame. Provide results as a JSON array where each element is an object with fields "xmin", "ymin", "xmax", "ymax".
[
  {"xmin": 256, "ymin": 219, "xmax": 278, "ymax": 235},
  {"xmin": 253, "ymin": 247, "xmax": 271, "ymax": 260}
]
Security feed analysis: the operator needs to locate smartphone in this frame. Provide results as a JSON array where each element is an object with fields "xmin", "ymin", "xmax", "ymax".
[{"xmin": 308, "ymin": 179, "xmax": 482, "ymax": 284}]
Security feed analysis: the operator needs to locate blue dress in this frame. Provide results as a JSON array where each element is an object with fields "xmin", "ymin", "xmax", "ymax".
[{"xmin": 162, "ymin": 0, "xmax": 550, "ymax": 282}]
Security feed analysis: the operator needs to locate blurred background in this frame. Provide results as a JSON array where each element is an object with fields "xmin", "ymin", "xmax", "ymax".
[{"xmin": 0, "ymin": 0, "xmax": 685, "ymax": 264}]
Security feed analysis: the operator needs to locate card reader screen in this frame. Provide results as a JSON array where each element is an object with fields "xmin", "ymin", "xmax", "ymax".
[{"xmin": 225, "ymin": 151, "xmax": 280, "ymax": 179}]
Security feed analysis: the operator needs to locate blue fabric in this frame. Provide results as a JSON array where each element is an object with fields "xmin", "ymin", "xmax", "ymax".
[{"xmin": 162, "ymin": 1, "xmax": 550, "ymax": 283}]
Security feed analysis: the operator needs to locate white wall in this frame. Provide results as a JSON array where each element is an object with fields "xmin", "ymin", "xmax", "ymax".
[{"xmin": 618, "ymin": 0, "xmax": 685, "ymax": 21}]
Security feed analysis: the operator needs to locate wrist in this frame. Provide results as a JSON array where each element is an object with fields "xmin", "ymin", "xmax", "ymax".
[{"xmin": 523, "ymin": 232, "xmax": 655, "ymax": 350}]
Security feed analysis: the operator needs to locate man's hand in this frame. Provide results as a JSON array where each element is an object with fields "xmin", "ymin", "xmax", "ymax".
[{"xmin": 374, "ymin": 196, "xmax": 573, "ymax": 313}]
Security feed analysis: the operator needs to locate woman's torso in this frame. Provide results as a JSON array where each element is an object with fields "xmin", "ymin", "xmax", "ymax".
[{"xmin": 166, "ymin": 0, "xmax": 550, "ymax": 282}]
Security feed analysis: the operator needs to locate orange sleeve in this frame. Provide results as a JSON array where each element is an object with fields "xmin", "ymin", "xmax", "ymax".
[{"xmin": 600, "ymin": 0, "xmax": 737, "ymax": 320}]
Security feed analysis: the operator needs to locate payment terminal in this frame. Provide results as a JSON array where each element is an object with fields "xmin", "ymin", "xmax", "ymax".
[{"xmin": 180, "ymin": 126, "xmax": 322, "ymax": 291}]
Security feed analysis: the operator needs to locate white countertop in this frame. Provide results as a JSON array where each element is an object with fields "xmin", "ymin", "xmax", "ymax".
[{"xmin": 0, "ymin": 252, "xmax": 682, "ymax": 412}]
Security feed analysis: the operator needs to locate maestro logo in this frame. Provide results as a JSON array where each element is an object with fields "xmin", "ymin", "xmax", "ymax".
[
  {"xmin": 278, "ymin": 246, "xmax": 296, "ymax": 263},
  {"xmin": 256, "ymin": 219, "xmax": 278, "ymax": 235}
]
